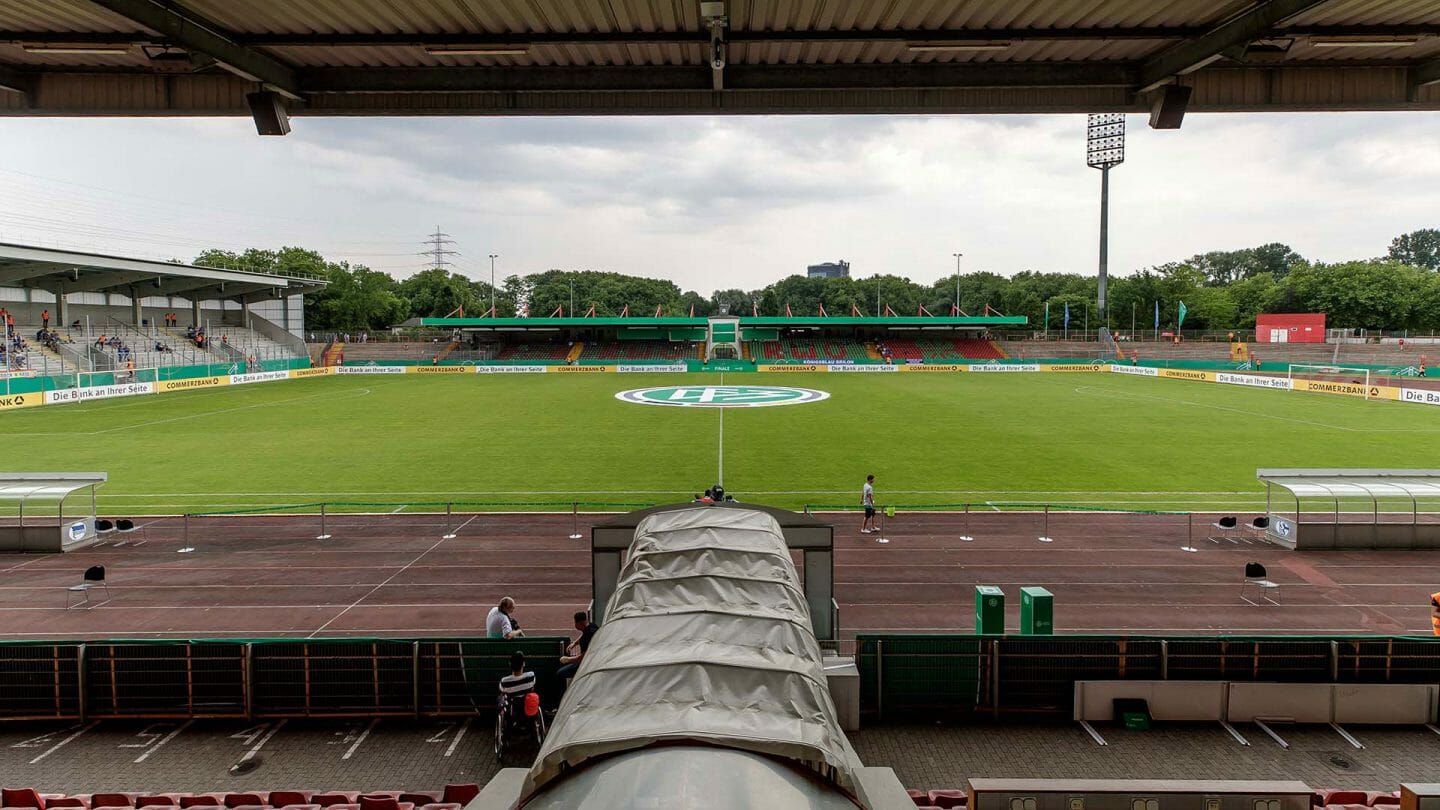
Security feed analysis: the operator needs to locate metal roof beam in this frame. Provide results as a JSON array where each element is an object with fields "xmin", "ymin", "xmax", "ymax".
[
  {"xmin": 302, "ymin": 62, "xmax": 1136, "ymax": 93},
  {"xmin": 11, "ymin": 24, "xmax": 1439, "ymax": 47},
  {"xmin": 81, "ymin": 0, "xmax": 303, "ymax": 100},
  {"xmin": 1137, "ymin": 0, "xmax": 1336, "ymax": 93},
  {"xmin": 62, "ymin": 270, "xmax": 158, "ymax": 293},
  {"xmin": 0, "ymin": 61, "xmax": 34, "ymax": 101},
  {"xmin": 1413, "ymin": 59, "xmax": 1440, "ymax": 88},
  {"xmin": 0, "ymin": 262, "xmax": 60, "ymax": 285}
]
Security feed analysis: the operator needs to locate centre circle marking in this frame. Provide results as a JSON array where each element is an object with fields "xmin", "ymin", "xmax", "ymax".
[{"xmin": 615, "ymin": 385, "xmax": 830, "ymax": 408}]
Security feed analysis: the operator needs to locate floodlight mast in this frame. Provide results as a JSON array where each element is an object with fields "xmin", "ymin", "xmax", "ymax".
[{"xmin": 1086, "ymin": 113, "xmax": 1125, "ymax": 328}]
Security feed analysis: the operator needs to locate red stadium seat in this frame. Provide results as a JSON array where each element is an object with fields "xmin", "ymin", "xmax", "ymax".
[
  {"xmin": 2, "ymin": 789, "xmax": 46, "ymax": 809},
  {"xmin": 46, "ymin": 800, "xmax": 86, "ymax": 809},
  {"xmin": 90, "ymin": 796, "xmax": 132, "ymax": 810},
  {"xmin": 439, "ymin": 788, "xmax": 477, "ymax": 807},
  {"xmin": 396, "ymin": 797, "xmax": 436, "ymax": 807},
  {"xmin": 267, "ymin": 796, "xmax": 307, "ymax": 808},
  {"xmin": 929, "ymin": 791, "xmax": 968, "ymax": 808},
  {"xmin": 178, "ymin": 798, "xmax": 220, "ymax": 809},
  {"xmin": 309, "ymin": 798, "xmax": 352, "ymax": 809},
  {"xmin": 223, "ymin": 796, "xmax": 263, "ymax": 809},
  {"xmin": 1325, "ymin": 793, "xmax": 1368, "ymax": 807},
  {"xmin": 134, "ymin": 799, "xmax": 175, "ymax": 808},
  {"xmin": 1370, "ymin": 795, "xmax": 1400, "ymax": 807},
  {"xmin": 356, "ymin": 799, "xmax": 399, "ymax": 810},
  {"xmin": 907, "ymin": 790, "xmax": 929, "ymax": 806}
]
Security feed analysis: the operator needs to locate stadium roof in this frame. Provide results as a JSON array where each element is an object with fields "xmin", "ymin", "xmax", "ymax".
[
  {"xmin": 0, "ymin": 472, "xmax": 106, "ymax": 512},
  {"xmin": 1, "ymin": 1, "xmax": 1438, "ymax": 126},
  {"xmin": 0, "ymin": 242, "xmax": 326, "ymax": 303},
  {"xmin": 1258, "ymin": 468, "xmax": 1440, "ymax": 502},
  {"xmin": 423, "ymin": 315, "xmax": 1026, "ymax": 328}
]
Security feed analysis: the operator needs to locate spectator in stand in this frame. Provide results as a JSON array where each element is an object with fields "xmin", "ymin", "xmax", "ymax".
[
  {"xmin": 70, "ymin": 319, "xmax": 81, "ymax": 330},
  {"xmin": 498, "ymin": 651, "xmax": 537, "ymax": 709},
  {"xmin": 41, "ymin": 309, "xmax": 49, "ymax": 328},
  {"xmin": 486, "ymin": 597, "xmax": 523, "ymax": 639},
  {"xmin": 95, "ymin": 334, "xmax": 107, "ymax": 347},
  {"xmin": 556, "ymin": 610, "xmax": 599, "ymax": 682}
]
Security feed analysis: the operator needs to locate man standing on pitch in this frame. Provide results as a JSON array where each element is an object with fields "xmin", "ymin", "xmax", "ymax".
[{"xmin": 861, "ymin": 475, "xmax": 877, "ymax": 534}]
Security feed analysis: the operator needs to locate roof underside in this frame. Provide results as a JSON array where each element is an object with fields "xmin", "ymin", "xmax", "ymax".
[
  {"xmin": 0, "ymin": 242, "xmax": 325, "ymax": 303},
  {"xmin": 0, "ymin": 473, "xmax": 106, "ymax": 509},
  {"xmin": 1257, "ymin": 468, "xmax": 1440, "ymax": 503},
  {"xmin": 1, "ymin": 1, "xmax": 1438, "ymax": 117}
]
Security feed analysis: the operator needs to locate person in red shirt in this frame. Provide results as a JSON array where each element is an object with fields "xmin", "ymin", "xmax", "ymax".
[{"xmin": 41, "ymin": 309, "xmax": 49, "ymax": 328}]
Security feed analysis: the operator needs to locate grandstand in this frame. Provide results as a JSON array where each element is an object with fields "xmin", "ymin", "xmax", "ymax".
[
  {"xmin": 0, "ymin": 244, "xmax": 318, "ymax": 378},
  {"xmin": 882, "ymin": 337, "xmax": 1007, "ymax": 362}
]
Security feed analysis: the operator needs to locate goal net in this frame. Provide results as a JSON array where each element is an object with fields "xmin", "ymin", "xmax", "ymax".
[{"xmin": 1287, "ymin": 364, "xmax": 1374, "ymax": 398}]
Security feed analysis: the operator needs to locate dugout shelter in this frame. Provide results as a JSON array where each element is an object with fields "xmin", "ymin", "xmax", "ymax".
[
  {"xmin": 1259, "ymin": 468, "xmax": 1440, "ymax": 549},
  {"xmin": 0, "ymin": 472, "xmax": 106, "ymax": 553}
]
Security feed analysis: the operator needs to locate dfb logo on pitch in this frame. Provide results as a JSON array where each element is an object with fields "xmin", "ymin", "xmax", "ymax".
[{"xmin": 615, "ymin": 385, "xmax": 829, "ymax": 408}]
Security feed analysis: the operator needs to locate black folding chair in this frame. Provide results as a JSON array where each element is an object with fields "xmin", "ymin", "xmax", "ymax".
[
  {"xmin": 1241, "ymin": 562, "xmax": 1281, "ymax": 605},
  {"xmin": 66, "ymin": 565, "xmax": 110, "ymax": 608}
]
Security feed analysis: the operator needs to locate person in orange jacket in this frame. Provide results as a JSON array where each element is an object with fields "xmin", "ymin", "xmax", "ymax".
[{"xmin": 1432, "ymin": 592, "xmax": 1440, "ymax": 636}]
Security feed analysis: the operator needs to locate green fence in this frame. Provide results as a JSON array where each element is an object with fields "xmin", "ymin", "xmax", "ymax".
[
  {"xmin": 856, "ymin": 634, "xmax": 1440, "ymax": 721},
  {"xmin": 0, "ymin": 637, "xmax": 566, "ymax": 721},
  {"xmin": 0, "ymin": 357, "xmax": 310, "ymax": 395}
]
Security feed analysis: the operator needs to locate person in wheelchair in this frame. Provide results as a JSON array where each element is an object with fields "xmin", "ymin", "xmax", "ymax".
[{"xmin": 495, "ymin": 651, "xmax": 545, "ymax": 760}]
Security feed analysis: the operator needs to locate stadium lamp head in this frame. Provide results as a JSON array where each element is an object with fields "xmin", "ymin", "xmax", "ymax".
[
  {"xmin": 906, "ymin": 41, "xmax": 1012, "ymax": 52},
  {"xmin": 424, "ymin": 45, "xmax": 530, "ymax": 56},
  {"xmin": 23, "ymin": 43, "xmax": 131, "ymax": 54}
]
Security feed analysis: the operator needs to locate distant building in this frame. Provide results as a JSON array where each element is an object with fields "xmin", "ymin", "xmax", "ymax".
[{"xmin": 807, "ymin": 260, "xmax": 850, "ymax": 279}]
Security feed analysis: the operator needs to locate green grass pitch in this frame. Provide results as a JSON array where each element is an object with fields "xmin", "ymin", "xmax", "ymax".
[{"xmin": 1, "ymin": 372, "xmax": 1436, "ymax": 515}]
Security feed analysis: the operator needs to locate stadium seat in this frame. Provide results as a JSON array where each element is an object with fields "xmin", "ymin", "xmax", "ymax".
[
  {"xmin": 267, "ymin": 795, "xmax": 307, "ymax": 808},
  {"xmin": 1324, "ymin": 792, "xmax": 1368, "ymax": 806},
  {"xmin": 439, "ymin": 787, "xmax": 478, "ymax": 807},
  {"xmin": 1209, "ymin": 515, "xmax": 1239, "ymax": 541},
  {"xmin": 45, "ymin": 800, "xmax": 86, "ymax": 809},
  {"xmin": 309, "ymin": 798, "xmax": 353, "ymax": 808},
  {"xmin": 2, "ymin": 789, "xmax": 46, "ymax": 809},
  {"xmin": 396, "ymin": 796, "xmax": 437, "ymax": 807},
  {"xmin": 134, "ymin": 799, "xmax": 175, "ymax": 807},
  {"xmin": 1370, "ymin": 795, "xmax": 1400, "ymax": 807},
  {"xmin": 907, "ymin": 789, "xmax": 929, "ymax": 806},
  {"xmin": 929, "ymin": 791, "xmax": 968, "ymax": 808},
  {"xmin": 89, "ymin": 796, "xmax": 132, "ymax": 809},
  {"xmin": 178, "ymin": 798, "xmax": 220, "ymax": 808},
  {"xmin": 1242, "ymin": 562, "xmax": 1282, "ymax": 605},
  {"xmin": 222, "ymin": 796, "xmax": 263, "ymax": 809}
]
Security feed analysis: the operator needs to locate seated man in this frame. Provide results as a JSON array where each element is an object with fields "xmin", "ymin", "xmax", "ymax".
[
  {"xmin": 498, "ymin": 650, "xmax": 537, "ymax": 710},
  {"xmin": 556, "ymin": 610, "xmax": 599, "ymax": 681}
]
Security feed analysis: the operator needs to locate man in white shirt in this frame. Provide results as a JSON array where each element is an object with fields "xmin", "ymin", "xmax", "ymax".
[
  {"xmin": 486, "ymin": 596, "xmax": 522, "ymax": 639},
  {"xmin": 861, "ymin": 475, "xmax": 876, "ymax": 534}
]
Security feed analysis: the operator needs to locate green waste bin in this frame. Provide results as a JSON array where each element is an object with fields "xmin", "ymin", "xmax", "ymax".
[
  {"xmin": 1020, "ymin": 586, "xmax": 1053, "ymax": 635},
  {"xmin": 975, "ymin": 585, "xmax": 1005, "ymax": 634}
]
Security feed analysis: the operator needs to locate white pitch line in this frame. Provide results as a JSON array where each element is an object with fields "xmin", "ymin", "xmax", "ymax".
[
  {"xmin": 134, "ymin": 718, "xmax": 194, "ymax": 763},
  {"xmin": 308, "ymin": 535, "xmax": 452, "ymax": 637},
  {"xmin": 444, "ymin": 717, "xmax": 471, "ymax": 758},
  {"xmin": 240, "ymin": 718, "xmax": 286, "ymax": 761},
  {"xmin": 28, "ymin": 721, "xmax": 98, "ymax": 764},
  {"xmin": 342, "ymin": 718, "xmax": 378, "ymax": 760}
]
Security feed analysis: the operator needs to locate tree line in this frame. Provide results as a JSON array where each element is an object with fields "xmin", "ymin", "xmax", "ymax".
[{"xmin": 193, "ymin": 228, "xmax": 1440, "ymax": 333}]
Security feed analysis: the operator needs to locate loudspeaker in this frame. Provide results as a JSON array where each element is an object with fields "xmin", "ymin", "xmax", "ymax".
[
  {"xmin": 246, "ymin": 90, "xmax": 291, "ymax": 136},
  {"xmin": 1148, "ymin": 84, "xmax": 1192, "ymax": 130}
]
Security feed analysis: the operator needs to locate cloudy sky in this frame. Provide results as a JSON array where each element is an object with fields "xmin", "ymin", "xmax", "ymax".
[{"xmin": 2, "ymin": 110, "xmax": 1438, "ymax": 294}]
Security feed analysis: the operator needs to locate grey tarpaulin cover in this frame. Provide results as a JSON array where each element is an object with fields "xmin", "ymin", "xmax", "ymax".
[{"xmin": 521, "ymin": 505, "xmax": 862, "ymax": 801}]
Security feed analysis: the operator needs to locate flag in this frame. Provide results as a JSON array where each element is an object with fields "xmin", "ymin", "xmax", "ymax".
[
  {"xmin": 1044, "ymin": 300, "xmax": 1049, "ymax": 327},
  {"xmin": 785, "ymin": 303, "xmax": 793, "ymax": 317},
  {"xmin": 689, "ymin": 303, "xmax": 695, "ymax": 317},
  {"xmin": 752, "ymin": 302, "xmax": 759, "ymax": 317},
  {"xmin": 819, "ymin": 303, "xmax": 828, "ymax": 317},
  {"xmin": 1153, "ymin": 300, "xmax": 1159, "ymax": 330},
  {"xmin": 1177, "ymin": 300, "xmax": 1189, "ymax": 328},
  {"xmin": 1063, "ymin": 302, "xmax": 1070, "ymax": 329}
]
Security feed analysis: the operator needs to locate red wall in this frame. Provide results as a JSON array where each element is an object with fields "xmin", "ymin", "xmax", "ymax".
[{"xmin": 1255, "ymin": 313, "xmax": 1326, "ymax": 343}]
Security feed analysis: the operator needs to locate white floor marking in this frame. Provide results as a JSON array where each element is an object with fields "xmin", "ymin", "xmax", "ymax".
[
  {"xmin": 308, "ymin": 535, "xmax": 451, "ymax": 637},
  {"xmin": 134, "ymin": 718, "xmax": 194, "ymax": 763},
  {"xmin": 243, "ymin": 719, "xmax": 286, "ymax": 761},
  {"xmin": 342, "ymin": 718, "xmax": 378, "ymax": 760},
  {"xmin": 444, "ymin": 718, "xmax": 471, "ymax": 758},
  {"xmin": 27, "ymin": 721, "xmax": 98, "ymax": 764}
]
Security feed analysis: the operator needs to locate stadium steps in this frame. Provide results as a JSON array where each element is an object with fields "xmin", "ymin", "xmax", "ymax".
[
  {"xmin": 321, "ymin": 340, "xmax": 345, "ymax": 366},
  {"xmin": 432, "ymin": 341, "xmax": 461, "ymax": 362},
  {"xmin": 566, "ymin": 342, "xmax": 585, "ymax": 363},
  {"xmin": 988, "ymin": 340, "xmax": 1008, "ymax": 359},
  {"xmin": 865, "ymin": 342, "xmax": 884, "ymax": 361}
]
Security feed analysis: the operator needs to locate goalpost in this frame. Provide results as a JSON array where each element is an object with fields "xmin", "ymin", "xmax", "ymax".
[{"xmin": 1287, "ymin": 363, "xmax": 1374, "ymax": 398}]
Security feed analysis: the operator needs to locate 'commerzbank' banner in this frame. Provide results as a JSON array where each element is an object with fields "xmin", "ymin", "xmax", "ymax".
[
  {"xmin": 1400, "ymin": 388, "xmax": 1440, "ymax": 406},
  {"xmin": 44, "ymin": 381, "xmax": 154, "ymax": 404},
  {"xmin": 1215, "ymin": 372, "xmax": 1293, "ymax": 390},
  {"xmin": 618, "ymin": 363, "xmax": 686, "ymax": 373},
  {"xmin": 829, "ymin": 364, "xmax": 899, "ymax": 373},
  {"xmin": 1110, "ymin": 365, "xmax": 1159, "ymax": 377}
]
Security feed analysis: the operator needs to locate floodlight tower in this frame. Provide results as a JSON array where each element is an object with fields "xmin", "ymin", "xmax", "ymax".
[{"xmin": 1086, "ymin": 113, "xmax": 1125, "ymax": 325}]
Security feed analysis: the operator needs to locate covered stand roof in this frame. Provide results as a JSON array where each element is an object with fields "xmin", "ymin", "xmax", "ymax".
[
  {"xmin": 0, "ymin": 243, "xmax": 325, "ymax": 304},
  {"xmin": 1, "ymin": 1, "xmax": 1438, "ymax": 120},
  {"xmin": 524, "ymin": 505, "xmax": 862, "ymax": 805},
  {"xmin": 1257, "ymin": 468, "xmax": 1440, "ymax": 518},
  {"xmin": 0, "ymin": 472, "xmax": 106, "ymax": 515}
]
